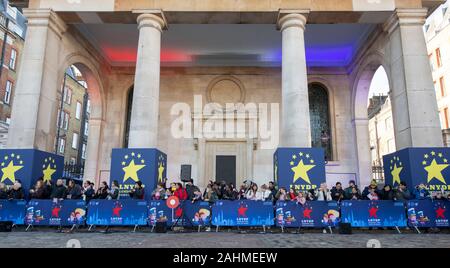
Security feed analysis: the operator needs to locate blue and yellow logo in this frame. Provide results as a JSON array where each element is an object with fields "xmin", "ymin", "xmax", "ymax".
[
  {"xmin": 290, "ymin": 152, "xmax": 315, "ymax": 185},
  {"xmin": 157, "ymin": 154, "xmax": 165, "ymax": 184},
  {"xmin": 121, "ymin": 152, "xmax": 146, "ymax": 183},
  {"xmin": 42, "ymin": 157, "xmax": 57, "ymax": 183},
  {"xmin": 0, "ymin": 153, "xmax": 24, "ymax": 184},
  {"xmin": 422, "ymin": 151, "xmax": 448, "ymax": 185},
  {"xmin": 389, "ymin": 156, "xmax": 403, "ymax": 186}
]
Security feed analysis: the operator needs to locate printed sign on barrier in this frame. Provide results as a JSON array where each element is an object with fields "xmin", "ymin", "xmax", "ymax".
[
  {"xmin": 148, "ymin": 200, "xmax": 212, "ymax": 227},
  {"xmin": 275, "ymin": 201, "xmax": 340, "ymax": 228},
  {"xmin": 212, "ymin": 200, "xmax": 274, "ymax": 227},
  {"xmin": 407, "ymin": 200, "xmax": 450, "ymax": 228},
  {"xmin": 0, "ymin": 200, "xmax": 26, "ymax": 225},
  {"xmin": 341, "ymin": 200, "xmax": 407, "ymax": 227},
  {"xmin": 25, "ymin": 199, "xmax": 86, "ymax": 226},
  {"xmin": 86, "ymin": 199, "xmax": 148, "ymax": 226}
]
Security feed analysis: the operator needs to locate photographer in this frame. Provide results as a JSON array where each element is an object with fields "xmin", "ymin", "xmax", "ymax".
[
  {"xmin": 275, "ymin": 187, "xmax": 289, "ymax": 201},
  {"xmin": 331, "ymin": 182, "xmax": 345, "ymax": 201},
  {"xmin": 129, "ymin": 181, "xmax": 145, "ymax": 200},
  {"xmin": 412, "ymin": 183, "xmax": 431, "ymax": 200}
]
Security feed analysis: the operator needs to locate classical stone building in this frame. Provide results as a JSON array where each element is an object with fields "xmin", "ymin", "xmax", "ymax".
[{"xmin": 6, "ymin": 0, "xmax": 446, "ymax": 189}]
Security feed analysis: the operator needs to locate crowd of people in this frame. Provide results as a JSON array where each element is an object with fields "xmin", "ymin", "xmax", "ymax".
[{"xmin": 1, "ymin": 176, "xmax": 450, "ymax": 204}]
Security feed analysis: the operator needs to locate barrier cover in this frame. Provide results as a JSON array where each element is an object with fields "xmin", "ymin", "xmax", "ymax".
[
  {"xmin": 86, "ymin": 200, "xmax": 148, "ymax": 226},
  {"xmin": 0, "ymin": 149, "xmax": 63, "ymax": 198},
  {"xmin": 109, "ymin": 148, "xmax": 167, "ymax": 200},
  {"xmin": 212, "ymin": 200, "xmax": 274, "ymax": 227},
  {"xmin": 25, "ymin": 199, "xmax": 86, "ymax": 226},
  {"xmin": 407, "ymin": 200, "xmax": 450, "ymax": 228},
  {"xmin": 0, "ymin": 199, "xmax": 26, "ymax": 224},
  {"xmin": 383, "ymin": 148, "xmax": 450, "ymax": 191},
  {"xmin": 341, "ymin": 200, "xmax": 407, "ymax": 227},
  {"xmin": 148, "ymin": 200, "xmax": 211, "ymax": 227},
  {"xmin": 274, "ymin": 148, "xmax": 326, "ymax": 192},
  {"xmin": 275, "ymin": 201, "xmax": 340, "ymax": 228}
]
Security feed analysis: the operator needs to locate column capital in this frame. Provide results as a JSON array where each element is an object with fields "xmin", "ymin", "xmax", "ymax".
[
  {"xmin": 277, "ymin": 10, "xmax": 310, "ymax": 31},
  {"xmin": 133, "ymin": 9, "xmax": 167, "ymax": 32},
  {"xmin": 23, "ymin": 8, "xmax": 67, "ymax": 38},
  {"xmin": 383, "ymin": 8, "xmax": 428, "ymax": 35}
]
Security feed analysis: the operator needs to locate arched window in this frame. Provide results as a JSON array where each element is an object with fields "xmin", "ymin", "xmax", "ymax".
[
  {"xmin": 309, "ymin": 83, "xmax": 332, "ymax": 161},
  {"xmin": 124, "ymin": 86, "xmax": 133, "ymax": 147}
]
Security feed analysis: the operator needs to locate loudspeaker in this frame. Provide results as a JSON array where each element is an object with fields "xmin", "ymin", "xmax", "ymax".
[
  {"xmin": 0, "ymin": 221, "xmax": 13, "ymax": 232},
  {"xmin": 155, "ymin": 221, "xmax": 167, "ymax": 233},
  {"xmin": 180, "ymin": 165, "xmax": 192, "ymax": 182},
  {"xmin": 338, "ymin": 223, "xmax": 352, "ymax": 234}
]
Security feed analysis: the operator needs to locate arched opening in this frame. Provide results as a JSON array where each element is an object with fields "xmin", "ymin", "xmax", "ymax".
[
  {"xmin": 56, "ymin": 58, "xmax": 104, "ymax": 183},
  {"xmin": 309, "ymin": 83, "xmax": 333, "ymax": 161},
  {"xmin": 352, "ymin": 58, "xmax": 392, "ymax": 186}
]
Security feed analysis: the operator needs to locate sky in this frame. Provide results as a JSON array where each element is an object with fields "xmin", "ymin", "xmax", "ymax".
[{"xmin": 368, "ymin": 66, "xmax": 390, "ymax": 98}]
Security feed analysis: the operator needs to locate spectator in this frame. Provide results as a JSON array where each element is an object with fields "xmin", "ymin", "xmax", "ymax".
[
  {"xmin": 173, "ymin": 182, "xmax": 187, "ymax": 200},
  {"xmin": 203, "ymin": 184, "xmax": 219, "ymax": 204},
  {"xmin": 295, "ymin": 192, "xmax": 307, "ymax": 206},
  {"xmin": 413, "ymin": 183, "xmax": 431, "ymax": 200},
  {"xmin": 223, "ymin": 184, "xmax": 238, "ymax": 200},
  {"xmin": 66, "ymin": 179, "xmax": 83, "ymax": 200},
  {"xmin": 275, "ymin": 187, "xmax": 290, "ymax": 201},
  {"xmin": 434, "ymin": 191, "xmax": 446, "ymax": 201},
  {"xmin": 203, "ymin": 180, "xmax": 214, "ymax": 200},
  {"xmin": 185, "ymin": 179, "xmax": 201, "ymax": 201},
  {"xmin": 246, "ymin": 184, "xmax": 259, "ymax": 200},
  {"xmin": 29, "ymin": 179, "xmax": 47, "ymax": 199},
  {"xmin": 347, "ymin": 187, "xmax": 362, "ymax": 200},
  {"xmin": 380, "ymin": 184, "xmax": 394, "ymax": 200},
  {"xmin": 288, "ymin": 188, "xmax": 297, "ymax": 200},
  {"xmin": 0, "ymin": 182, "xmax": 8, "ymax": 199},
  {"xmin": 43, "ymin": 179, "xmax": 52, "ymax": 199},
  {"xmin": 260, "ymin": 184, "xmax": 272, "ymax": 201},
  {"xmin": 108, "ymin": 180, "xmax": 120, "ymax": 200},
  {"xmin": 8, "ymin": 182, "xmax": 24, "ymax": 200},
  {"xmin": 315, "ymin": 183, "xmax": 332, "ymax": 201},
  {"xmin": 238, "ymin": 184, "xmax": 248, "ymax": 200},
  {"xmin": 83, "ymin": 180, "xmax": 95, "ymax": 204},
  {"xmin": 50, "ymin": 179, "xmax": 66, "ymax": 200},
  {"xmin": 151, "ymin": 183, "xmax": 166, "ymax": 200},
  {"xmin": 331, "ymin": 182, "xmax": 345, "ymax": 201},
  {"xmin": 129, "ymin": 181, "xmax": 145, "ymax": 199},
  {"xmin": 393, "ymin": 181, "xmax": 411, "ymax": 201},
  {"xmin": 268, "ymin": 181, "xmax": 277, "ymax": 201},
  {"xmin": 344, "ymin": 180, "xmax": 359, "ymax": 200},
  {"xmin": 362, "ymin": 180, "xmax": 380, "ymax": 200},
  {"xmin": 95, "ymin": 181, "xmax": 109, "ymax": 199}
]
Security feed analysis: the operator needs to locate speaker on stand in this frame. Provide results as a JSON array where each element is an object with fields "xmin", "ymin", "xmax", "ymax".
[{"xmin": 180, "ymin": 165, "xmax": 192, "ymax": 183}]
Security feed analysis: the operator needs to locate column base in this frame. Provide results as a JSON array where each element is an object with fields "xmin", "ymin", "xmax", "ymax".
[
  {"xmin": 110, "ymin": 148, "xmax": 167, "ymax": 200},
  {"xmin": 383, "ymin": 147, "xmax": 450, "ymax": 191},
  {"xmin": 0, "ymin": 149, "xmax": 64, "ymax": 198},
  {"xmin": 274, "ymin": 147, "xmax": 326, "ymax": 191}
]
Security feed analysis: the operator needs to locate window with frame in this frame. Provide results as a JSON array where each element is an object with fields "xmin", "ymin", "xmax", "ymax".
[
  {"xmin": 4, "ymin": 80, "xmax": 12, "ymax": 104},
  {"xmin": 9, "ymin": 48, "xmax": 17, "ymax": 70},
  {"xmin": 81, "ymin": 143, "xmax": 87, "ymax": 160},
  {"xmin": 75, "ymin": 101, "xmax": 82, "ymax": 120},
  {"xmin": 440, "ymin": 77, "xmax": 447, "ymax": 97},
  {"xmin": 72, "ymin": 133, "xmax": 79, "ymax": 149},
  {"xmin": 63, "ymin": 87, "xmax": 72, "ymax": 104},
  {"xmin": 59, "ymin": 138, "xmax": 65, "ymax": 154},
  {"xmin": 445, "ymin": 107, "xmax": 449, "ymax": 129},
  {"xmin": 63, "ymin": 112, "xmax": 69, "ymax": 130},
  {"xmin": 436, "ymin": 48, "xmax": 443, "ymax": 68},
  {"xmin": 84, "ymin": 122, "xmax": 89, "ymax": 136}
]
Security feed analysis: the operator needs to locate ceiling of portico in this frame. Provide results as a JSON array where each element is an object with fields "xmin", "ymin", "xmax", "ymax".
[{"xmin": 74, "ymin": 22, "xmax": 377, "ymax": 68}]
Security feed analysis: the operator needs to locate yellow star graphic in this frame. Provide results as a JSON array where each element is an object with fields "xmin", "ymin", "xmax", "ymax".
[
  {"xmin": 424, "ymin": 159, "xmax": 448, "ymax": 184},
  {"xmin": 291, "ymin": 160, "xmax": 315, "ymax": 184},
  {"xmin": 158, "ymin": 162, "xmax": 165, "ymax": 183},
  {"xmin": 391, "ymin": 163, "xmax": 403, "ymax": 185},
  {"xmin": 1, "ymin": 160, "xmax": 23, "ymax": 183},
  {"xmin": 292, "ymin": 155, "xmax": 297, "ymax": 160},
  {"xmin": 122, "ymin": 159, "xmax": 145, "ymax": 183},
  {"xmin": 42, "ymin": 164, "xmax": 56, "ymax": 183}
]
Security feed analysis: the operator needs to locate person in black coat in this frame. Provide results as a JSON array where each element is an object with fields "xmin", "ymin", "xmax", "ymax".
[
  {"xmin": 50, "ymin": 179, "xmax": 67, "ymax": 200},
  {"xmin": 66, "ymin": 179, "xmax": 83, "ymax": 199},
  {"xmin": 83, "ymin": 180, "xmax": 96, "ymax": 204},
  {"xmin": 0, "ymin": 182, "xmax": 9, "ymax": 199},
  {"xmin": 29, "ymin": 180, "xmax": 47, "ymax": 199},
  {"xmin": 8, "ymin": 182, "xmax": 25, "ymax": 200},
  {"xmin": 380, "ymin": 184, "xmax": 394, "ymax": 200},
  {"xmin": 331, "ymin": 182, "xmax": 345, "ymax": 201},
  {"xmin": 129, "ymin": 181, "xmax": 145, "ymax": 199},
  {"xmin": 95, "ymin": 181, "xmax": 109, "ymax": 199}
]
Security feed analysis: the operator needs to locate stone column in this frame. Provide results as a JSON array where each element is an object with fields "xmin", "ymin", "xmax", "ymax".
[
  {"xmin": 278, "ymin": 12, "xmax": 311, "ymax": 148},
  {"xmin": 384, "ymin": 9, "xmax": 443, "ymax": 149},
  {"xmin": 83, "ymin": 118, "xmax": 104, "ymax": 183},
  {"xmin": 128, "ymin": 13, "xmax": 166, "ymax": 148},
  {"xmin": 7, "ymin": 9, "xmax": 67, "ymax": 151},
  {"xmin": 353, "ymin": 119, "xmax": 372, "ymax": 187}
]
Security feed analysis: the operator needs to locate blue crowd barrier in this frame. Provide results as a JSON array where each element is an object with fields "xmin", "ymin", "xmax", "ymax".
[
  {"xmin": 0, "ymin": 200, "xmax": 26, "ymax": 225},
  {"xmin": 275, "ymin": 201, "xmax": 340, "ymax": 228},
  {"xmin": 2, "ymin": 199, "xmax": 450, "ymax": 229},
  {"xmin": 25, "ymin": 199, "xmax": 86, "ymax": 226}
]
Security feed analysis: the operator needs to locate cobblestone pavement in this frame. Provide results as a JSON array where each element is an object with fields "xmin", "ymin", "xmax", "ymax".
[{"xmin": 1, "ymin": 228, "xmax": 450, "ymax": 248}]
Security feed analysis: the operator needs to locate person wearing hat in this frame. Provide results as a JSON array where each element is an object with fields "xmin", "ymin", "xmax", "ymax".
[{"xmin": 362, "ymin": 179, "xmax": 380, "ymax": 200}]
